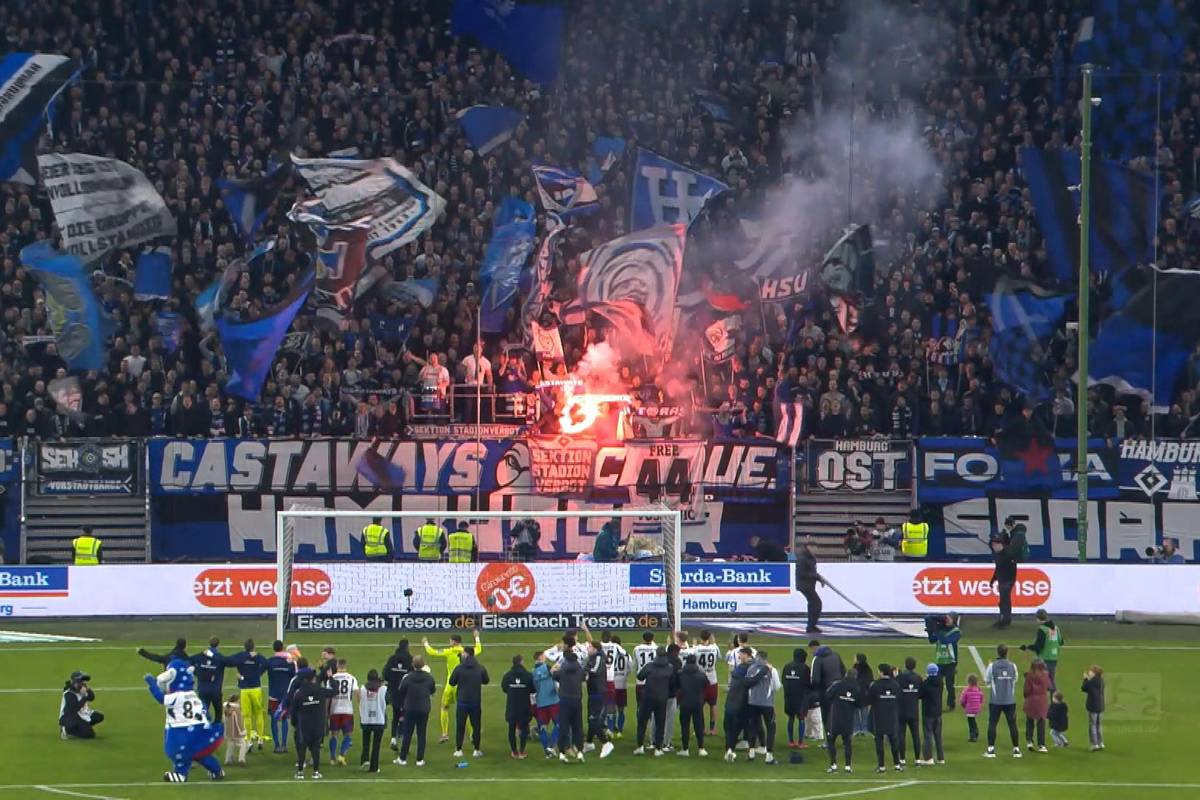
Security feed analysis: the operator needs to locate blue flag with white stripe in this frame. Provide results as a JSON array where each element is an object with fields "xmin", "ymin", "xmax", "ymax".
[
  {"xmin": 19, "ymin": 241, "xmax": 106, "ymax": 371},
  {"xmin": 134, "ymin": 246, "xmax": 172, "ymax": 300},
  {"xmin": 480, "ymin": 196, "xmax": 536, "ymax": 333},
  {"xmin": 154, "ymin": 311, "xmax": 182, "ymax": 355},
  {"xmin": 532, "ymin": 164, "xmax": 598, "ymax": 217},
  {"xmin": 218, "ymin": 271, "xmax": 314, "ymax": 400},
  {"xmin": 0, "ymin": 54, "xmax": 79, "ymax": 185},
  {"xmin": 985, "ymin": 277, "xmax": 1070, "ymax": 403},
  {"xmin": 630, "ymin": 148, "xmax": 729, "ymax": 232},
  {"xmin": 451, "ymin": 0, "xmax": 564, "ymax": 84},
  {"xmin": 456, "ymin": 105, "xmax": 523, "ymax": 156}
]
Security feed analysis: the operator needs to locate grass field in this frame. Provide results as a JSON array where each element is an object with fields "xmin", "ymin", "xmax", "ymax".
[{"xmin": 0, "ymin": 617, "xmax": 1193, "ymax": 799}]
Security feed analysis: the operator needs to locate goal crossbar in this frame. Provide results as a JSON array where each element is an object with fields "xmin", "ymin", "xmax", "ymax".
[{"xmin": 275, "ymin": 505, "xmax": 683, "ymax": 639}]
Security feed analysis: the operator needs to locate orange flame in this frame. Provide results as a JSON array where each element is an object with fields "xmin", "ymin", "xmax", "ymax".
[{"xmin": 559, "ymin": 393, "xmax": 632, "ymax": 434}]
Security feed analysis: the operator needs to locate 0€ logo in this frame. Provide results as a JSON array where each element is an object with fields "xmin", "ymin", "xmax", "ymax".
[{"xmin": 475, "ymin": 563, "xmax": 536, "ymax": 613}]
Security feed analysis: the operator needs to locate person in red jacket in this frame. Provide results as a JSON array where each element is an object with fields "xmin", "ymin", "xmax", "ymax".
[{"xmin": 1022, "ymin": 660, "xmax": 1051, "ymax": 752}]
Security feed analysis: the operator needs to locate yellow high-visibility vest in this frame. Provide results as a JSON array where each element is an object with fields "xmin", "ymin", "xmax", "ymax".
[
  {"xmin": 417, "ymin": 524, "xmax": 443, "ymax": 561},
  {"xmin": 362, "ymin": 524, "xmax": 389, "ymax": 558},
  {"xmin": 447, "ymin": 530, "xmax": 475, "ymax": 563},
  {"xmin": 900, "ymin": 522, "xmax": 929, "ymax": 558},
  {"xmin": 73, "ymin": 535, "xmax": 101, "ymax": 566}
]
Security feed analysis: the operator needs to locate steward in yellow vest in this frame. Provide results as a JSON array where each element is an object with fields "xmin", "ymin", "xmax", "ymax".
[
  {"xmin": 412, "ymin": 519, "xmax": 447, "ymax": 561},
  {"xmin": 447, "ymin": 524, "xmax": 477, "ymax": 563},
  {"xmin": 900, "ymin": 512, "xmax": 929, "ymax": 558},
  {"xmin": 72, "ymin": 527, "xmax": 102, "ymax": 565},
  {"xmin": 362, "ymin": 517, "xmax": 392, "ymax": 561}
]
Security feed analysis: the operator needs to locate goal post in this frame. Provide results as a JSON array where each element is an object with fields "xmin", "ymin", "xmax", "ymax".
[{"xmin": 275, "ymin": 506, "xmax": 683, "ymax": 640}]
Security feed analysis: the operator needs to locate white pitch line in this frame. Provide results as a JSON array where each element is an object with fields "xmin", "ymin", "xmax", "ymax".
[
  {"xmin": 35, "ymin": 786, "xmax": 126, "ymax": 800},
  {"xmin": 4, "ymin": 778, "xmax": 1200, "ymax": 791},
  {"xmin": 968, "ymin": 645, "xmax": 987, "ymax": 675},
  {"xmin": 792, "ymin": 781, "xmax": 918, "ymax": 800}
]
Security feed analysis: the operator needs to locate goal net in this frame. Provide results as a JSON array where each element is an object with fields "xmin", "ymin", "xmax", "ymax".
[{"xmin": 275, "ymin": 506, "xmax": 682, "ymax": 640}]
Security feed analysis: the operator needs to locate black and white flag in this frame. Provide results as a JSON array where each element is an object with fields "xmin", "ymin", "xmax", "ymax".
[{"xmin": 0, "ymin": 54, "xmax": 78, "ymax": 185}]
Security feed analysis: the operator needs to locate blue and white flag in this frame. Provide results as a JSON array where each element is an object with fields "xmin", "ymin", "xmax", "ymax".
[
  {"xmin": 630, "ymin": 148, "xmax": 729, "ymax": 232},
  {"xmin": 566, "ymin": 224, "xmax": 687, "ymax": 357},
  {"xmin": 195, "ymin": 241, "xmax": 275, "ymax": 331},
  {"xmin": 587, "ymin": 137, "xmax": 626, "ymax": 184},
  {"xmin": 133, "ymin": 246, "xmax": 172, "ymax": 300},
  {"xmin": 456, "ymin": 105, "xmax": 523, "ymax": 156},
  {"xmin": 39, "ymin": 153, "xmax": 176, "ymax": 264},
  {"xmin": 481, "ymin": 195, "xmax": 536, "ymax": 333},
  {"xmin": 0, "ymin": 54, "xmax": 78, "ymax": 185},
  {"xmin": 218, "ymin": 271, "xmax": 314, "ymax": 400},
  {"xmin": 451, "ymin": 0, "xmax": 565, "ymax": 84},
  {"xmin": 520, "ymin": 214, "xmax": 563, "ymax": 346},
  {"xmin": 217, "ymin": 162, "xmax": 290, "ymax": 243},
  {"xmin": 19, "ymin": 241, "xmax": 107, "ymax": 371},
  {"xmin": 532, "ymin": 164, "xmax": 598, "ymax": 216},
  {"xmin": 290, "ymin": 155, "xmax": 446, "ymax": 260},
  {"xmin": 986, "ymin": 277, "xmax": 1070, "ymax": 403}
]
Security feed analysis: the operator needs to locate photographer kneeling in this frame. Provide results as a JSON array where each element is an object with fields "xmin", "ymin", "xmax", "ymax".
[{"xmin": 60, "ymin": 670, "xmax": 104, "ymax": 739}]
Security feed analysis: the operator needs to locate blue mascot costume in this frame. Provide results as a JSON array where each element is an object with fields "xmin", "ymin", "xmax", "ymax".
[{"xmin": 144, "ymin": 659, "xmax": 226, "ymax": 782}]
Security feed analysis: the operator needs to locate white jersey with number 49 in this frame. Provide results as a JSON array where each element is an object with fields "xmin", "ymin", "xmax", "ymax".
[
  {"xmin": 692, "ymin": 643, "xmax": 722, "ymax": 684},
  {"xmin": 164, "ymin": 690, "xmax": 209, "ymax": 729},
  {"xmin": 329, "ymin": 672, "xmax": 359, "ymax": 716}
]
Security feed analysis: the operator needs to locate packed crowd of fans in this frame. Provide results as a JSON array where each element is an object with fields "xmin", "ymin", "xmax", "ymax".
[{"xmin": 2, "ymin": 0, "xmax": 1199, "ymax": 443}]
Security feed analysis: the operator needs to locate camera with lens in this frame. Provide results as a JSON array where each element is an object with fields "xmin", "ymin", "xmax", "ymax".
[
  {"xmin": 1145, "ymin": 546, "xmax": 1165, "ymax": 559},
  {"xmin": 924, "ymin": 614, "xmax": 949, "ymax": 641}
]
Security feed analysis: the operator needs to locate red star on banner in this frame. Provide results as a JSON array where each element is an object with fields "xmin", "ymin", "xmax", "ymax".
[{"xmin": 1015, "ymin": 437, "xmax": 1054, "ymax": 474}]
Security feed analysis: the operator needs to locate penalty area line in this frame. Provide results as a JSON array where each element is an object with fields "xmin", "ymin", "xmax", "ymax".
[
  {"xmin": 35, "ymin": 787, "xmax": 126, "ymax": 800},
  {"xmin": 791, "ymin": 781, "xmax": 918, "ymax": 800}
]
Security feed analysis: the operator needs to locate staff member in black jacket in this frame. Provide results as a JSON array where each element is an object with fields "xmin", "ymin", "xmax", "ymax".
[
  {"xmin": 867, "ymin": 664, "xmax": 902, "ymax": 772},
  {"xmin": 394, "ymin": 656, "xmax": 436, "ymax": 766},
  {"xmin": 634, "ymin": 648, "xmax": 674, "ymax": 756},
  {"xmin": 137, "ymin": 637, "xmax": 189, "ymax": 666},
  {"xmin": 723, "ymin": 648, "xmax": 752, "ymax": 762},
  {"xmin": 191, "ymin": 637, "xmax": 231, "ymax": 723},
  {"xmin": 382, "ymin": 640, "xmax": 413, "ymax": 749},
  {"xmin": 825, "ymin": 673, "xmax": 863, "ymax": 773},
  {"xmin": 677, "ymin": 654, "xmax": 709, "ymax": 756},
  {"xmin": 895, "ymin": 657, "xmax": 923, "ymax": 766},
  {"xmin": 448, "ymin": 646, "xmax": 489, "ymax": 758},
  {"xmin": 554, "ymin": 650, "xmax": 587, "ymax": 761},
  {"xmin": 584, "ymin": 639, "xmax": 615, "ymax": 758},
  {"xmin": 501, "ymin": 654, "xmax": 535, "ymax": 759},
  {"xmin": 990, "ymin": 525, "xmax": 1023, "ymax": 628},
  {"xmin": 782, "ymin": 648, "xmax": 811, "ymax": 749},
  {"xmin": 795, "ymin": 536, "xmax": 824, "ymax": 633},
  {"xmin": 918, "ymin": 664, "xmax": 945, "ymax": 765},
  {"xmin": 290, "ymin": 671, "xmax": 333, "ymax": 779}
]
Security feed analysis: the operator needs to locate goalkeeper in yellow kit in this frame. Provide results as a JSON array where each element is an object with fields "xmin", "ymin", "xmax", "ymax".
[{"xmin": 422, "ymin": 629, "xmax": 482, "ymax": 742}]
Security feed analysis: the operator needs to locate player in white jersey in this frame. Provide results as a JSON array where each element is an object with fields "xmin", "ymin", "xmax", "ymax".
[
  {"xmin": 544, "ymin": 631, "xmax": 589, "ymax": 666},
  {"xmin": 603, "ymin": 634, "xmax": 631, "ymax": 736},
  {"xmin": 327, "ymin": 659, "xmax": 359, "ymax": 765},
  {"xmin": 692, "ymin": 630, "xmax": 723, "ymax": 733}
]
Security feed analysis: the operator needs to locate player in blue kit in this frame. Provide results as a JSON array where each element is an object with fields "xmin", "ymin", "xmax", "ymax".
[{"xmin": 266, "ymin": 641, "xmax": 297, "ymax": 753}]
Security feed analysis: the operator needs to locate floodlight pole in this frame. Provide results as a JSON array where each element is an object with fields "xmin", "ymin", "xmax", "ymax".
[{"xmin": 1076, "ymin": 64, "xmax": 1093, "ymax": 563}]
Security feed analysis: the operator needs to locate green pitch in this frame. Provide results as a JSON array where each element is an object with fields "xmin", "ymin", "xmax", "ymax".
[{"xmin": 0, "ymin": 618, "xmax": 1193, "ymax": 799}]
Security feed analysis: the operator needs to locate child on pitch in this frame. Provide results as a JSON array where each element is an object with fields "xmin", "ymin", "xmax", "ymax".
[
  {"xmin": 328, "ymin": 658, "xmax": 359, "ymax": 765},
  {"xmin": 959, "ymin": 674, "xmax": 984, "ymax": 742},
  {"xmin": 223, "ymin": 693, "xmax": 250, "ymax": 766},
  {"xmin": 1082, "ymin": 665, "xmax": 1105, "ymax": 751},
  {"xmin": 1048, "ymin": 691, "xmax": 1069, "ymax": 747}
]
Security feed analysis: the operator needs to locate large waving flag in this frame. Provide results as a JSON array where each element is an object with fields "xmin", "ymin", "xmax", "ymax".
[
  {"xmin": 289, "ymin": 155, "xmax": 445, "ymax": 260},
  {"xmin": 481, "ymin": 196, "xmax": 537, "ymax": 333},
  {"xmin": 218, "ymin": 271, "xmax": 315, "ymax": 400},
  {"xmin": 986, "ymin": 277, "xmax": 1071, "ymax": 403},
  {"xmin": 456, "ymin": 105, "xmax": 523, "ymax": 156},
  {"xmin": 520, "ymin": 214, "xmax": 564, "ymax": 346},
  {"xmin": 381, "ymin": 277, "xmax": 440, "ymax": 308},
  {"xmin": 195, "ymin": 240, "xmax": 276, "ymax": 331},
  {"xmin": 567, "ymin": 224, "xmax": 686, "ymax": 357},
  {"xmin": 571, "ymin": 299, "xmax": 658, "ymax": 357},
  {"xmin": 0, "ymin": 54, "xmax": 78, "ymax": 185},
  {"xmin": 1075, "ymin": 0, "xmax": 1189, "ymax": 159},
  {"xmin": 19, "ymin": 241, "xmax": 107, "ymax": 371},
  {"xmin": 1090, "ymin": 273, "xmax": 1200, "ymax": 408},
  {"xmin": 1020, "ymin": 148, "xmax": 1156, "ymax": 288},
  {"xmin": 217, "ymin": 161, "xmax": 290, "ymax": 243},
  {"xmin": 630, "ymin": 148, "xmax": 729, "ymax": 232},
  {"xmin": 451, "ymin": 0, "xmax": 564, "ymax": 84},
  {"xmin": 532, "ymin": 164, "xmax": 598, "ymax": 216},
  {"xmin": 38, "ymin": 153, "xmax": 176, "ymax": 264},
  {"xmin": 133, "ymin": 246, "xmax": 172, "ymax": 300}
]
